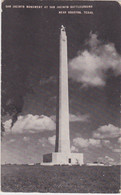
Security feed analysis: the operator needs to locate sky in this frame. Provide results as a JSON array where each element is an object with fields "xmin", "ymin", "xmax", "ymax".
[{"xmin": 2, "ymin": 0, "xmax": 121, "ymax": 165}]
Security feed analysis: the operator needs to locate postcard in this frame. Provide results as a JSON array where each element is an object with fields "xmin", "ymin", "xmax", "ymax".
[{"xmin": 1, "ymin": 0, "xmax": 121, "ymax": 193}]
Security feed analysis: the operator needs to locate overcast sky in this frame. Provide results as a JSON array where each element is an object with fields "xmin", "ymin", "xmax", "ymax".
[{"xmin": 2, "ymin": 0, "xmax": 121, "ymax": 165}]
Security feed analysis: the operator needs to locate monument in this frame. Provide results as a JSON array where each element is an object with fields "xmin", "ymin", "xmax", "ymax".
[{"xmin": 42, "ymin": 25, "xmax": 83, "ymax": 165}]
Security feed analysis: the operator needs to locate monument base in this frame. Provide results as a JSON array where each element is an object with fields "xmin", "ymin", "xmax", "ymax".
[{"xmin": 42, "ymin": 152, "xmax": 83, "ymax": 165}]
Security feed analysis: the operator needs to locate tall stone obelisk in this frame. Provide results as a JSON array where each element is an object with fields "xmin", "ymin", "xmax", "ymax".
[
  {"xmin": 55, "ymin": 25, "xmax": 70, "ymax": 153},
  {"xmin": 42, "ymin": 25, "xmax": 83, "ymax": 165}
]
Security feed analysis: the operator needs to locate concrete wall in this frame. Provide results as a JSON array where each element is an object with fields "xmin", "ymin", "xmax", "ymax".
[
  {"xmin": 43, "ymin": 152, "xmax": 83, "ymax": 165},
  {"xmin": 52, "ymin": 152, "xmax": 68, "ymax": 164},
  {"xmin": 69, "ymin": 153, "xmax": 83, "ymax": 165},
  {"xmin": 43, "ymin": 153, "xmax": 52, "ymax": 163}
]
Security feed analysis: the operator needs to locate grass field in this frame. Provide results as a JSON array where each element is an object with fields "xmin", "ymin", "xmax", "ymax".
[{"xmin": 1, "ymin": 164, "xmax": 120, "ymax": 193}]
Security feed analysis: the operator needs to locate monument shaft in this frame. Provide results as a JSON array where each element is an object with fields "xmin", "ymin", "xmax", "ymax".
[
  {"xmin": 55, "ymin": 26, "xmax": 70, "ymax": 153},
  {"xmin": 42, "ymin": 26, "xmax": 83, "ymax": 165}
]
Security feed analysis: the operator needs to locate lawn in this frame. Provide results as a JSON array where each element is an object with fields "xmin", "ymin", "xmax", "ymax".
[{"xmin": 1, "ymin": 165, "xmax": 120, "ymax": 193}]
